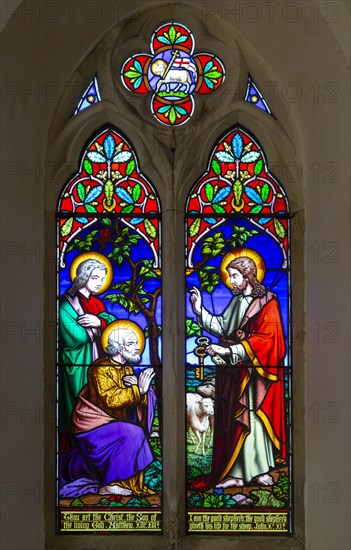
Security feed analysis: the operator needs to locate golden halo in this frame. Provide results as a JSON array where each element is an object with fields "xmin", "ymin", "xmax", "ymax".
[
  {"xmin": 101, "ymin": 320, "xmax": 145, "ymax": 354},
  {"xmin": 69, "ymin": 252, "xmax": 113, "ymax": 294},
  {"xmin": 220, "ymin": 248, "xmax": 265, "ymax": 289}
]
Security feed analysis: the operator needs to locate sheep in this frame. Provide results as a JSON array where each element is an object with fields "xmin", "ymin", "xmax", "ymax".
[
  {"xmin": 186, "ymin": 393, "xmax": 214, "ymax": 456},
  {"xmin": 151, "ymin": 59, "xmax": 193, "ymax": 93},
  {"xmin": 195, "ymin": 380, "xmax": 215, "ymax": 448}
]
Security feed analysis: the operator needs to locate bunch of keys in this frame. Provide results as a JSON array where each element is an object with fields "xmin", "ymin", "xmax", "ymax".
[
  {"xmin": 194, "ymin": 336, "xmax": 226, "ymax": 378},
  {"xmin": 194, "ymin": 336, "xmax": 210, "ymax": 379}
]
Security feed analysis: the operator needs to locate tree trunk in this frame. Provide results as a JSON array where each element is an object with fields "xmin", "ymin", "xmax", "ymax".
[{"xmin": 147, "ymin": 315, "xmax": 161, "ymax": 366}]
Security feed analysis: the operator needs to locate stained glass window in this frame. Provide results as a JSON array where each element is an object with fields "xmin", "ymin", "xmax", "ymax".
[
  {"xmin": 244, "ymin": 75, "xmax": 271, "ymax": 115},
  {"xmin": 56, "ymin": 129, "xmax": 162, "ymax": 533},
  {"xmin": 121, "ymin": 22, "xmax": 225, "ymax": 126},
  {"xmin": 185, "ymin": 126, "xmax": 291, "ymax": 534},
  {"xmin": 74, "ymin": 77, "xmax": 101, "ymax": 114}
]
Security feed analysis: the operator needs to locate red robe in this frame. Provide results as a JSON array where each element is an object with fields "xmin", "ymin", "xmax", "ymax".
[{"xmin": 192, "ymin": 293, "xmax": 287, "ymax": 490}]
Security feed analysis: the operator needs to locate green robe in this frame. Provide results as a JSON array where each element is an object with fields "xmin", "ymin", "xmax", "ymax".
[{"xmin": 59, "ymin": 295, "xmax": 116, "ymax": 432}]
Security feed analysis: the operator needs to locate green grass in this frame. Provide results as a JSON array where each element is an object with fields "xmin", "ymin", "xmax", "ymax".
[{"xmin": 186, "ymin": 431, "xmax": 213, "ymax": 475}]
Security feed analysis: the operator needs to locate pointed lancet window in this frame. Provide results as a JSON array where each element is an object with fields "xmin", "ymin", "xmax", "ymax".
[
  {"xmin": 185, "ymin": 126, "xmax": 291, "ymax": 534},
  {"xmin": 56, "ymin": 128, "xmax": 162, "ymax": 533}
]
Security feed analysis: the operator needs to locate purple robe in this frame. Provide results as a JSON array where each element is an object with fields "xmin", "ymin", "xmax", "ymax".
[{"xmin": 59, "ymin": 386, "xmax": 156, "ymax": 497}]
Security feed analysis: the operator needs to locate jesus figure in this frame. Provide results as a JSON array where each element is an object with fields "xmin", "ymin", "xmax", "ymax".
[{"xmin": 189, "ymin": 253, "xmax": 287, "ymax": 489}]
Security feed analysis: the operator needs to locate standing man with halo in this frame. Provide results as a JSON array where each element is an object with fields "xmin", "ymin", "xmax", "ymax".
[
  {"xmin": 59, "ymin": 252, "xmax": 116, "ymax": 444},
  {"xmin": 189, "ymin": 249, "xmax": 287, "ymax": 490}
]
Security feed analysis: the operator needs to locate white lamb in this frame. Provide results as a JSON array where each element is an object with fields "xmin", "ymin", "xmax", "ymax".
[
  {"xmin": 186, "ymin": 393, "xmax": 214, "ymax": 456},
  {"xmin": 151, "ymin": 59, "xmax": 193, "ymax": 93}
]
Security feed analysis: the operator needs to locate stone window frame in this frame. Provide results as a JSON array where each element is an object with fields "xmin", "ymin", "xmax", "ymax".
[{"xmin": 44, "ymin": 7, "xmax": 305, "ymax": 549}]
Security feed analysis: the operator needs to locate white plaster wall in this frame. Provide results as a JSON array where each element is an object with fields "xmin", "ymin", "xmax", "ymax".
[{"xmin": 0, "ymin": 1, "xmax": 349, "ymax": 549}]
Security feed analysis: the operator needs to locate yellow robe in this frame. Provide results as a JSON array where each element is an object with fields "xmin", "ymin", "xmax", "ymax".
[{"xmin": 86, "ymin": 357, "xmax": 152, "ymax": 496}]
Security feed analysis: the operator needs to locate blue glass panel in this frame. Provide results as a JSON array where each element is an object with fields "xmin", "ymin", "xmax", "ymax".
[
  {"xmin": 74, "ymin": 77, "xmax": 101, "ymax": 114},
  {"xmin": 244, "ymin": 76, "xmax": 271, "ymax": 115}
]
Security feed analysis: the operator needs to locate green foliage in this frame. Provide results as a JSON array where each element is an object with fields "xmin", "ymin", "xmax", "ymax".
[
  {"xmin": 67, "ymin": 230, "xmax": 98, "ymax": 252},
  {"xmin": 205, "ymin": 182, "xmax": 214, "ymax": 201},
  {"xmin": 144, "ymin": 460, "xmax": 162, "ymax": 491},
  {"xmin": 261, "ymin": 182, "xmax": 270, "ymax": 202},
  {"xmin": 187, "ymin": 492, "xmax": 203, "ymax": 507},
  {"xmin": 126, "ymin": 497, "xmax": 150, "ymax": 507},
  {"xmin": 131, "ymin": 180, "xmax": 140, "ymax": 199},
  {"xmin": 186, "ymin": 319, "xmax": 201, "ymax": 337},
  {"xmin": 108, "ymin": 500, "xmax": 124, "ymax": 507},
  {"xmin": 158, "ymin": 90, "xmax": 188, "ymax": 99},
  {"xmin": 199, "ymin": 266, "xmax": 220, "ymax": 293},
  {"xmin": 201, "ymin": 232, "xmax": 225, "ymax": 257},
  {"xmin": 187, "ymin": 490, "xmax": 237, "ymax": 509},
  {"xmin": 250, "ymin": 489, "xmax": 285, "ymax": 508},
  {"xmin": 254, "ymin": 159, "xmax": 263, "ymax": 175},
  {"xmin": 203, "ymin": 493, "xmax": 224, "ymax": 508},
  {"xmin": 139, "ymin": 259, "xmax": 160, "ymax": 279},
  {"xmin": 126, "ymin": 160, "xmax": 136, "ymax": 176},
  {"xmin": 104, "ymin": 179, "xmax": 114, "ymax": 205},
  {"xmin": 211, "ymin": 159, "xmax": 221, "ymax": 175},
  {"xmin": 213, "ymin": 204, "xmax": 225, "ymax": 214},
  {"xmin": 187, "ymin": 465, "xmax": 203, "ymax": 480},
  {"xmin": 223, "ymin": 494, "xmax": 238, "ymax": 507},
  {"xmin": 204, "ymin": 70, "xmax": 222, "ymax": 79},
  {"xmin": 70, "ymin": 497, "xmax": 84, "ymax": 507},
  {"xmin": 61, "ymin": 217, "xmax": 74, "ymax": 237},
  {"xmin": 233, "ymin": 179, "xmax": 243, "ymax": 206},
  {"xmin": 108, "ymin": 227, "xmax": 141, "ymax": 264},
  {"xmin": 187, "ymin": 436, "xmax": 213, "ymax": 474},
  {"xmin": 272, "ymin": 473, "xmax": 289, "ymax": 503},
  {"xmin": 77, "ymin": 182, "xmax": 86, "ymax": 201},
  {"xmin": 250, "ymin": 205, "xmax": 263, "ymax": 214},
  {"xmin": 273, "ymin": 218, "xmax": 286, "ymax": 238},
  {"xmin": 149, "ymin": 438, "xmax": 162, "ymax": 459},
  {"xmin": 83, "ymin": 159, "xmax": 93, "ymax": 175},
  {"xmin": 152, "ymin": 415, "xmax": 159, "ymax": 427},
  {"xmin": 189, "ymin": 218, "xmax": 201, "ymax": 237},
  {"xmin": 112, "ymin": 281, "xmax": 131, "ymax": 294},
  {"xmin": 144, "ymin": 219, "xmax": 157, "ymax": 238},
  {"xmin": 230, "ymin": 226, "xmax": 258, "ymax": 247},
  {"xmin": 104, "ymin": 292, "xmax": 145, "ymax": 314},
  {"xmin": 169, "ymin": 107, "xmax": 177, "ymax": 125},
  {"xmin": 168, "ymin": 25, "xmax": 176, "ymax": 43}
]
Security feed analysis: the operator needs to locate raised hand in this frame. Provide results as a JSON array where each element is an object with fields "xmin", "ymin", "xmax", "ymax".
[
  {"xmin": 138, "ymin": 367, "xmax": 155, "ymax": 394},
  {"xmin": 189, "ymin": 286, "xmax": 202, "ymax": 315}
]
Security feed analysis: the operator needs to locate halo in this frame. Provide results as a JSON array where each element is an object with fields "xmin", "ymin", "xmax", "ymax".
[
  {"xmin": 220, "ymin": 248, "xmax": 265, "ymax": 288},
  {"xmin": 101, "ymin": 320, "xmax": 146, "ymax": 354},
  {"xmin": 151, "ymin": 59, "xmax": 167, "ymax": 75},
  {"xmin": 69, "ymin": 252, "xmax": 113, "ymax": 294}
]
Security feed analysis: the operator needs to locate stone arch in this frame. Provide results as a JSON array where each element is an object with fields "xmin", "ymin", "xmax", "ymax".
[{"xmin": 1, "ymin": 1, "xmax": 349, "ymax": 549}]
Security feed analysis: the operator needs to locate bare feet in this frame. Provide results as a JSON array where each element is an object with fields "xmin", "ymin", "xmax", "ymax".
[
  {"xmin": 99, "ymin": 484, "xmax": 132, "ymax": 496},
  {"xmin": 252, "ymin": 473, "xmax": 274, "ymax": 486},
  {"xmin": 216, "ymin": 476, "xmax": 244, "ymax": 489}
]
